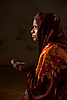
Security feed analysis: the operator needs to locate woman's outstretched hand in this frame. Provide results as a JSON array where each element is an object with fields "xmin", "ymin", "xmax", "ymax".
[{"xmin": 11, "ymin": 59, "xmax": 32, "ymax": 72}]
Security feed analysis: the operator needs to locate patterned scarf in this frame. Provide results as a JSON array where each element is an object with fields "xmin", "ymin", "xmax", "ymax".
[{"xmin": 36, "ymin": 12, "xmax": 67, "ymax": 54}]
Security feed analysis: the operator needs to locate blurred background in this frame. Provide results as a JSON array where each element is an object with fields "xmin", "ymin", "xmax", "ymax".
[{"xmin": 0, "ymin": 0, "xmax": 67, "ymax": 100}]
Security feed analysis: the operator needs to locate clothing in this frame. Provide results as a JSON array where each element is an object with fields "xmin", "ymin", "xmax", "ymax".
[
  {"xmin": 22, "ymin": 90, "xmax": 29, "ymax": 100},
  {"xmin": 36, "ymin": 12, "xmax": 67, "ymax": 54},
  {"xmin": 22, "ymin": 12, "xmax": 67, "ymax": 100},
  {"xmin": 26, "ymin": 43, "xmax": 67, "ymax": 100}
]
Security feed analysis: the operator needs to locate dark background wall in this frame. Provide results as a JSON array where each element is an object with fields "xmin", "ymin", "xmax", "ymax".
[
  {"xmin": 0, "ymin": 1, "xmax": 67, "ymax": 100},
  {"xmin": 0, "ymin": 0, "xmax": 67, "ymax": 65}
]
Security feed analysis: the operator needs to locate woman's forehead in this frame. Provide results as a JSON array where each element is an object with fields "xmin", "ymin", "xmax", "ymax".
[{"xmin": 33, "ymin": 19, "xmax": 37, "ymax": 26}]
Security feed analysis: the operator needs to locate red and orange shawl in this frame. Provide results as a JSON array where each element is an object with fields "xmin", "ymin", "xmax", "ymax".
[{"xmin": 27, "ymin": 12, "xmax": 67, "ymax": 100}]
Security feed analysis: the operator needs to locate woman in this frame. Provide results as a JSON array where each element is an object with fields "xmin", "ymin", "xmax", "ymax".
[{"xmin": 11, "ymin": 12, "xmax": 67, "ymax": 100}]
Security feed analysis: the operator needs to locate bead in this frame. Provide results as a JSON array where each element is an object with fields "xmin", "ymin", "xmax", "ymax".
[
  {"xmin": 46, "ymin": 45, "xmax": 49, "ymax": 47},
  {"xmin": 43, "ymin": 51, "xmax": 46, "ymax": 54},
  {"xmin": 57, "ymin": 60, "xmax": 60, "ymax": 62}
]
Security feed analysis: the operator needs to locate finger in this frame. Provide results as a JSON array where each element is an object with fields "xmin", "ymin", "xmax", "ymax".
[
  {"xmin": 18, "ymin": 66, "xmax": 22, "ymax": 71},
  {"xmin": 13, "ymin": 63, "xmax": 17, "ymax": 68},
  {"xmin": 16, "ymin": 62, "xmax": 25, "ymax": 65},
  {"xmin": 11, "ymin": 59, "xmax": 15, "ymax": 64},
  {"xmin": 15, "ymin": 65, "xmax": 21, "ymax": 71},
  {"xmin": 16, "ymin": 62, "xmax": 21, "ymax": 64}
]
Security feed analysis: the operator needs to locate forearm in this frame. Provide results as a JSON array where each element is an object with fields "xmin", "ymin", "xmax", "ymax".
[
  {"xmin": 12, "ymin": 63, "xmax": 33, "ymax": 72},
  {"xmin": 20, "ymin": 64, "xmax": 33, "ymax": 72}
]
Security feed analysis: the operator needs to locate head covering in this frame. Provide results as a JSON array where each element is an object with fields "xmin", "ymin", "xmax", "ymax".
[
  {"xmin": 26, "ymin": 12, "xmax": 67, "ymax": 100},
  {"xmin": 35, "ymin": 12, "xmax": 67, "ymax": 53}
]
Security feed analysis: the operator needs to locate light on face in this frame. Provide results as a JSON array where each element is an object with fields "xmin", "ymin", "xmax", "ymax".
[{"xmin": 31, "ymin": 19, "xmax": 38, "ymax": 41}]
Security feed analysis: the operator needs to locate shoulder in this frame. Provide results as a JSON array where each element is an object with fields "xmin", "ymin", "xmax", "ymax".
[
  {"xmin": 38, "ymin": 43, "xmax": 67, "ymax": 67},
  {"xmin": 36, "ymin": 43, "xmax": 67, "ymax": 79},
  {"xmin": 42, "ymin": 43, "xmax": 67, "ymax": 59},
  {"xmin": 42, "ymin": 43, "xmax": 67, "ymax": 66}
]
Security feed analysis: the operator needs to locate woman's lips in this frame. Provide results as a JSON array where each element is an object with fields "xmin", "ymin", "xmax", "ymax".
[{"xmin": 32, "ymin": 35, "xmax": 36, "ymax": 38}]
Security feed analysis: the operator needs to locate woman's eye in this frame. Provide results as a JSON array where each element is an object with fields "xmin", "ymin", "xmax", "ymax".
[
  {"xmin": 33, "ymin": 26, "xmax": 37, "ymax": 28},
  {"xmin": 35, "ymin": 26, "xmax": 37, "ymax": 28}
]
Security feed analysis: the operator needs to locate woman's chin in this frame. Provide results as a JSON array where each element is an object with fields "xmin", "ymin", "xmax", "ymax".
[{"xmin": 33, "ymin": 38, "xmax": 37, "ymax": 42}]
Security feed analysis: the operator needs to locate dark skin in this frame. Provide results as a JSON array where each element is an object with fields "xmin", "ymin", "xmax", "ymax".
[
  {"xmin": 11, "ymin": 59, "xmax": 32, "ymax": 72},
  {"xmin": 11, "ymin": 19, "xmax": 38, "ymax": 72}
]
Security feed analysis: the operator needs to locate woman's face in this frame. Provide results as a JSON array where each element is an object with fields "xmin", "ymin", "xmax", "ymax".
[{"xmin": 31, "ymin": 19, "xmax": 38, "ymax": 41}]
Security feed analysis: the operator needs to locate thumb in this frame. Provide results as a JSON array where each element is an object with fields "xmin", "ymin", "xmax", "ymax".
[{"xmin": 11, "ymin": 59, "xmax": 15, "ymax": 65}]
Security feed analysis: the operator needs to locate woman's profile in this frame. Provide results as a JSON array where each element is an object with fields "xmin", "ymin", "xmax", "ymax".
[{"xmin": 11, "ymin": 12, "xmax": 67, "ymax": 100}]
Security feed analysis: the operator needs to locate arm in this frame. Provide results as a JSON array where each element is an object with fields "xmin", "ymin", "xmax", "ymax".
[{"xmin": 11, "ymin": 59, "xmax": 33, "ymax": 72}]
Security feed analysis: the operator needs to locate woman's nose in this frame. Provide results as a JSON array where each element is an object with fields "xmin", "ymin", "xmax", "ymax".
[
  {"xmin": 31, "ymin": 30, "xmax": 33, "ymax": 34},
  {"xmin": 31, "ymin": 29, "xmax": 34, "ymax": 34}
]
